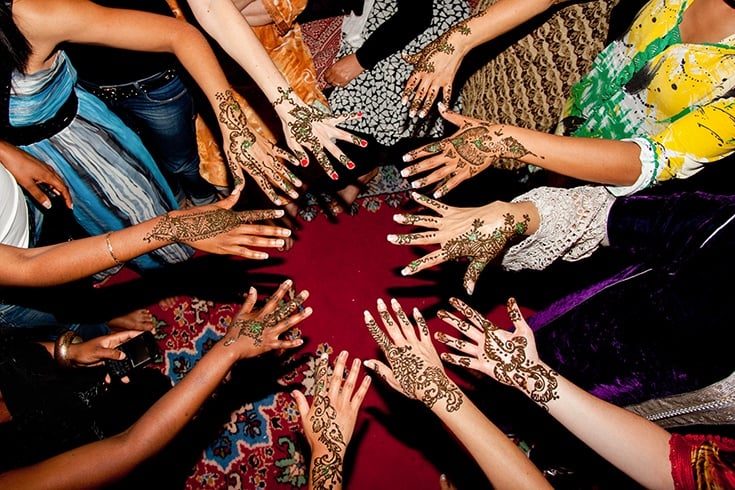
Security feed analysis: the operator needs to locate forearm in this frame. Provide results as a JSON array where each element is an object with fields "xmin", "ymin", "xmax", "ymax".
[
  {"xmin": 0, "ymin": 341, "xmax": 237, "ymax": 490},
  {"xmin": 185, "ymin": 0, "xmax": 291, "ymax": 102},
  {"xmin": 539, "ymin": 369, "xmax": 674, "ymax": 489},
  {"xmin": 453, "ymin": 0, "xmax": 568, "ymax": 57},
  {"xmin": 491, "ymin": 125, "xmax": 643, "ymax": 186},
  {"xmin": 0, "ymin": 217, "xmax": 168, "ymax": 287},
  {"xmin": 433, "ymin": 397, "xmax": 551, "ymax": 489}
]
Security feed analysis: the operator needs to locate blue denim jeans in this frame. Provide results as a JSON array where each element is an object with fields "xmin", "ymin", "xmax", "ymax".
[
  {"xmin": 0, "ymin": 198, "xmax": 110, "ymax": 341},
  {"xmin": 103, "ymin": 75, "xmax": 218, "ymax": 206}
]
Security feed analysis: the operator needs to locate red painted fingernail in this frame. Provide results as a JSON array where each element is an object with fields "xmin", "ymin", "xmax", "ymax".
[
  {"xmin": 301, "ymin": 158, "xmax": 309, "ymax": 167},
  {"xmin": 360, "ymin": 139, "xmax": 368, "ymax": 147},
  {"xmin": 356, "ymin": 111, "xmax": 364, "ymax": 117},
  {"xmin": 330, "ymin": 172, "xmax": 339, "ymax": 180},
  {"xmin": 346, "ymin": 161, "xmax": 355, "ymax": 170}
]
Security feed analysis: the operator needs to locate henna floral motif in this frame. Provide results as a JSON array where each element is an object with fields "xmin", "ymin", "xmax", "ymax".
[
  {"xmin": 143, "ymin": 208, "xmax": 276, "ymax": 243},
  {"xmin": 310, "ymin": 357, "xmax": 346, "ymax": 489},
  {"xmin": 481, "ymin": 327, "xmax": 559, "ymax": 410}
]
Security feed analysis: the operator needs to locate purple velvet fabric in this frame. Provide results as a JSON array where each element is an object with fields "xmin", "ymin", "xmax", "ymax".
[{"xmin": 526, "ymin": 191, "xmax": 735, "ymax": 406}]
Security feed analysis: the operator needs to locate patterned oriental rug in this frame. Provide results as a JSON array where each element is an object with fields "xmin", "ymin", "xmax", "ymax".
[{"xmin": 106, "ymin": 180, "xmax": 529, "ymax": 489}]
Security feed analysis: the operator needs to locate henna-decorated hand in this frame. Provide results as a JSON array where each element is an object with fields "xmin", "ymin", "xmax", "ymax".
[
  {"xmin": 401, "ymin": 18, "xmax": 473, "ymax": 119},
  {"xmin": 436, "ymin": 297, "xmax": 559, "ymax": 410},
  {"xmin": 0, "ymin": 141, "xmax": 73, "ymax": 209},
  {"xmin": 216, "ymin": 90, "xmax": 303, "ymax": 205},
  {"xmin": 220, "ymin": 279, "xmax": 312, "ymax": 360},
  {"xmin": 144, "ymin": 187, "xmax": 293, "ymax": 260},
  {"xmin": 271, "ymin": 87, "xmax": 367, "ymax": 181},
  {"xmin": 387, "ymin": 193, "xmax": 530, "ymax": 295},
  {"xmin": 401, "ymin": 105, "xmax": 535, "ymax": 199},
  {"xmin": 363, "ymin": 298, "xmax": 463, "ymax": 414},
  {"xmin": 292, "ymin": 350, "xmax": 371, "ymax": 490}
]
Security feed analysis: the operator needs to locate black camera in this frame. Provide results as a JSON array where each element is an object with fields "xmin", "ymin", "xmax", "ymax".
[{"xmin": 105, "ymin": 331, "xmax": 160, "ymax": 380}]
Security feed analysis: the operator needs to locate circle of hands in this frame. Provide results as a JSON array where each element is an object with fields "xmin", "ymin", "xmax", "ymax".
[
  {"xmin": 436, "ymin": 297, "xmax": 559, "ymax": 409},
  {"xmin": 292, "ymin": 351, "xmax": 371, "ymax": 489},
  {"xmin": 363, "ymin": 298, "xmax": 464, "ymax": 413},
  {"xmin": 401, "ymin": 106, "xmax": 513, "ymax": 199},
  {"xmin": 388, "ymin": 192, "xmax": 529, "ymax": 295},
  {"xmin": 217, "ymin": 89, "xmax": 367, "ymax": 206},
  {"xmin": 220, "ymin": 279, "xmax": 313, "ymax": 360}
]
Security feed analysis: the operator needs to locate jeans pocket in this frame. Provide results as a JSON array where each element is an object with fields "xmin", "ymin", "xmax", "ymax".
[{"xmin": 142, "ymin": 77, "xmax": 188, "ymax": 104}]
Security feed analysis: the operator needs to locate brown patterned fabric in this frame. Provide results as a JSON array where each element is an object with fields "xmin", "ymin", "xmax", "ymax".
[{"xmin": 459, "ymin": 0, "xmax": 619, "ymax": 170}]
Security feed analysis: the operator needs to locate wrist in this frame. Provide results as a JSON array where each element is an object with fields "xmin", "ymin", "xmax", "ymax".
[{"xmin": 54, "ymin": 331, "xmax": 83, "ymax": 368}]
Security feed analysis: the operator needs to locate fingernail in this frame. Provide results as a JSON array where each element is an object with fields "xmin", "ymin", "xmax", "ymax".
[
  {"xmin": 330, "ymin": 172, "xmax": 339, "ymax": 181},
  {"xmin": 401, "ymin": 97, "xmax": 408, "ymax": 105},
  {"xmin": 392, "ymin": 214, "xmax": 404, "ymax": 223},
  {"xmin": 433, "ymin": 191, "xmax": 442, "ymax": 199},
  {"xmin": 400, "ymin": 169, "xmax": 409, "ymax": 177},
  {"xmin": 259, "ymin": 253, "xmax": 269, "ymax": 259},
  {"xmin": 409, "ymin": 111, "xmax": 416, "ymax": 118},
  {"xmin": 42, "ymin": 200, "xmax": 52, "ymax": 209},
  {"xmin": 387, "ymin": 234, "xmax": 397, "ymax": 243},
  {"xmin": 411, "ymin": 181, "xmax": 422, "ymax": 189},
  {"xmin": 356, "ymin": 111, "xmax": 364, "ymax": 117},
  {"xmin": 276, "ymin": 239, "xmax": 285, "ymax": 247},
  {"xmin": 400, "ymin": 267, "xmax": 410, "ymax": 276},
  {"xmin": 360, "ymin": 139, "xmax": 368, "ymax": 147},
  {"xmin": 346, "ymin": 161, "xmax": 355, "ymax": 170},
  {"xmin": 301, "ymin": 158, "xmax": 309, "ymax": 167},
  {"xmin": 438, "ymin": 102, "xmax": 446, "ymax": 111},
  {"xmin": 418, "ymin": 111, "xmax": 427, "ymax": 118},
  {"xmin": 402, "ymin": 154, "xmax": 411, "ymax": 163}
]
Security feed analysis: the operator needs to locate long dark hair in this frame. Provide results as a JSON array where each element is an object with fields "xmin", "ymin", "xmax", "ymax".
[{"xmin": 1, "ymin": 0, "xmax": 31, "ymax": 75}]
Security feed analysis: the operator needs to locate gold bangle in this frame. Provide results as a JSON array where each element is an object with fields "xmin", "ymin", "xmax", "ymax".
[
  {"xmin": 105, "ymin": 232, "xmax": 123, "ymax": 266},
  {"xmin": 54, "ymin": 331, "xmax": 83, "ymax": 369}
]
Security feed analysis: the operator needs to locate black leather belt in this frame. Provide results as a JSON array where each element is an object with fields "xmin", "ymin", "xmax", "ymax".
[
  {"xmin": 1, "ymin": 90, "xmax": 78, "ymax": 146},
  {"xmin": 78, "ymin": 69, "xmax": 178, "ymax": 104}
]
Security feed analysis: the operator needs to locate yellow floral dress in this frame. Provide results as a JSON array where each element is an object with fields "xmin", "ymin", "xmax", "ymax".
[{"xmin": 559, "ymin": 0, "xmax": 735, "ymax": 195}]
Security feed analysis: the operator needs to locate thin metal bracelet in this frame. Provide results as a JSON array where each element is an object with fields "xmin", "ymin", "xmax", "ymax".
[
  {"xmin": 105, "ymin": 232, "xmax": 123, "ymax": 266},
  {"xmin": 54, "ymin": 330, "xmax": 83, "ymax": 369}
]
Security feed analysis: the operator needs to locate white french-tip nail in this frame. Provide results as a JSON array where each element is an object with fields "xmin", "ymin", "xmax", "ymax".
[
  {"xmin": 411, "ymin": 181, "xmax": 422, "ymax": 189},
  {"xmin": 387, "ymin": 235, "xmax": 396, "ymax": 243},
  {"xmin": 400, "ymin": 169, "xmax": 409, "ymax": 177},
  {"xmin": 42, "ymin": 201, "xmax": 52, "ymax": 210},
  {"xmin": 377, "ymin": 298, "xmax": 386, "ymax": 307},
  {"xmin": 401, "ymin": 268, "xmax": 410, "ymax": 276},
  {"xmin": 433, "ymin": 192, "xmax": 442, "ymax": 199},
  {"xmin": 402, "ymin": 154, "xmax": 410, "ymax": 163}
]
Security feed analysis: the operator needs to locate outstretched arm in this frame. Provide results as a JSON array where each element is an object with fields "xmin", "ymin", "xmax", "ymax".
[
  {"xmin": 0, "ymin": 280, "xmax": 312, "ymax": 489},
  {"xmin": 0, "ymin": 187, "xmax": 291, "ymax": 287},
  {"xmin": 403, "ymin": 0, "xmax": 574, "ymax": 117},
  {"xmin": 362, "ymin": 298, "xmax": 550, "ymax": 489},
  {"xmin": 437, "ymin": 298, "xmax": 674, "ymax": 489},
  {"xmin": 185, "ymin": 0, "xmax": 366, "ymax": 180},
  {"xmin": 401, "ymin": 105, "xmax": 642, "ymax": 197}
]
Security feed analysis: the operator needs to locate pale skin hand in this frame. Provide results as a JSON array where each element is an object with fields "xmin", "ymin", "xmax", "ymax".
[
  {"xmin": 0, "ymin": 141, "xmax": 73, "ymax": 209},
  {"xmin": 324, "ymin": 54, "xmax": 365, "ymax": 88},
  {"xmin": 215, "ymin": 89, "xmax": 303, "ymax": 205},
  {"xmin": 271, "ymin": 87, "xmax": 368, "ymax": 181},
  {"xmin": 435, "ymin": 297, "xmax": 559, "ymax": 409},
  {"xmin": 387, "ymin": 192, "xmax": 536, "ymax": 294},
  {"xmin": 220, "ymin": 278, "xmax": 312, "ymax": 359},
  {"xmin": 401, "ymin": 105, "xmax": 536, "ymax": 198},
  {"xmin": 292, "ymin": 350, "xmax": 371, "ymax": 490},
  {"xmin": 363, "ymin": 298, "xmax": 464, "ymax": 413}
]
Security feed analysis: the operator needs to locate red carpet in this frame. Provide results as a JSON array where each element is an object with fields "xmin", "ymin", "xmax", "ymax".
[{"xmin": 107, "ymin": 195, "xmax": 524, "ymax": 489}]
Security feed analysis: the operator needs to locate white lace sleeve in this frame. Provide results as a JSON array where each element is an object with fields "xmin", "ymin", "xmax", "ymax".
[{"xmin": 501, "ymin": 186, "xmax": 616, "ymax": 271}]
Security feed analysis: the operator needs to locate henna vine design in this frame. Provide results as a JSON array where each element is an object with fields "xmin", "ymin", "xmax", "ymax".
[
  {"xmin": 440, "ymin": 214, "xmax": 530, "ymax": 288},
  {"xmin": 229, "ymin": 318, "xmax": 266, "ymax": 346},
  {"xmin": 446, "ymin": 125, "xmax": 536, "ymax": 176},
  {"xmin": 310, "ymin": 358, "xmax": 347, "ymax": 489},
  {"xmin": 216, "ymin": 90, "xmax": 260, "ymax": 187},
  {"xmin": 386, "ymin": 344, "xmax": 463, "ymax": 412},
  {"xmin": 271, "ymin": 87, "xmax": 338, "ymax": 177},
  {"xmin": 144, "ymin": 208, "xmax": 273, "ymax": 243},
  {"xmin": 403, "ymin": 20, "xmax": 472, "ymax": 74},
  {"xmin": 481, "ymin": 328, "xmax": 559, "ymax": 410},
  {"xmin": 365, "ymin": 315, "xmax": 462, "ymax": 412}
]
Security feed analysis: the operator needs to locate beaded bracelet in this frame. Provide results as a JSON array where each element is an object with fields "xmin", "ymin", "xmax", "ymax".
[{"xmin": 54, "ymin": 330, "xmax": 83, "ymax": 369}]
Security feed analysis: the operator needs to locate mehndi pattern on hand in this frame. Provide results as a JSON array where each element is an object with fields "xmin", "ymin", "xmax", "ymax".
[{"xmin": 144, "ymin": 207, "xmax": 282, "ymax": 243}]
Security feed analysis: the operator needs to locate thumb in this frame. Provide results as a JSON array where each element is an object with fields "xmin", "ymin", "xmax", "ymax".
[
  {"xmin": 437, "ymin": 102, "xmax": 466, "ymax": 126},
  {"xmin": 463, "ymin": 258, "xmax": 489, "ymax": 296},
  {"xmin": 217, "ymin": 185, "xmax": 243, "ymax": 209},
  {"xmin": 291, "ymin": 389, "xmax": 310, "ymax": 424}
]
